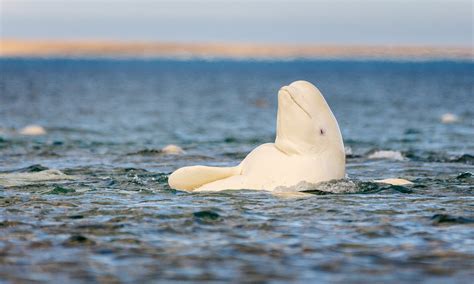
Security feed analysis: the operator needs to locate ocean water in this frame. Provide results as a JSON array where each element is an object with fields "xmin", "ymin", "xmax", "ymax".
[{"xmin": 0, "ymin": 58, "xmax": 473, "ymax": 283}]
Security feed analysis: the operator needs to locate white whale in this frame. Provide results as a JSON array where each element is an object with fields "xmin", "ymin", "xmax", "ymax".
[{"xmin": 169, "ymin": 80, "xmax": 346, "ymax": 192}]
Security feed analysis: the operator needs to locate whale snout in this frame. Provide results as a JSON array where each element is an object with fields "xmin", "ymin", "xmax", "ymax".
[
  {"xmin": 279, "ymin": 86, "xmax": 289, "ymax": 94},
  {"xmin": 279, "ymin": 85, "xmax": 296, "ymax": 96},
  {"xmin": 278, "ymin": 85, "xmax": 312, "ymax": 118}
]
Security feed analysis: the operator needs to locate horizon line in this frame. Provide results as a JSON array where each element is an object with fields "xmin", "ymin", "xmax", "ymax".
[{"xmin": 1, "ymin": 39, "xmax": 473, "ymax": 61}]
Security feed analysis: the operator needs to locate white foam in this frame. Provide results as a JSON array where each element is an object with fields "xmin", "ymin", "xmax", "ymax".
[
  {"xmin": 274, "ymin": 179, "xmax": 359, "ymax": 194},
  {"xmin": 368, "ymin": 150, "xmax": 405, "ymax": 161},
  {"xmin": 0, "ymin": 169, "xmax": 74, "ymax": 187},
  {"xmin": 344, "ymin": 146, "xmax": 353, "ymax": 156}
]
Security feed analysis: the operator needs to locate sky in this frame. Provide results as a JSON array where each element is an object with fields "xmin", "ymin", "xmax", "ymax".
[{"xmin": 1, "ymin": 0, "xmax": 472, "ymax": 46}]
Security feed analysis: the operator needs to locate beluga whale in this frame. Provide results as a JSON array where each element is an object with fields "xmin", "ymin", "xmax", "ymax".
[{"xmin": 169, "ymin": 80, "xmax": 346, "ymax": 192}]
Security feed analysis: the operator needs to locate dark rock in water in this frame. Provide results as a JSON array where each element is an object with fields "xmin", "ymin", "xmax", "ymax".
[
  {"xmin": 63, "ymin": 235, "xmax": 95, "ymax": 246},
  {"xmin": 456, "ymin": 172, "xmax": 472, "ymax": 180},
  {"xmin": 193, "ymin": 210, "xmax": 220, "ymax": 221},
  {"xmin": 431, "ymin": 214, "xmax": 474, "ymax": 225},
  {"xmin": 47, "ymin": 186, "xmax": 76, "ymax": 194}
]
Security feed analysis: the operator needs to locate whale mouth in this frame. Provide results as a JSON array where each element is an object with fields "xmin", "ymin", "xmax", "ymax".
[{"xmin": 280, "ymin": 87, "xmax": 312, "ymax": 118}]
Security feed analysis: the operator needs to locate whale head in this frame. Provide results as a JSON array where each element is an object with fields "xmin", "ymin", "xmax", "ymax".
[{"xmin": 275, "ymin": 80, "xmax": 345, "ymax": 160}]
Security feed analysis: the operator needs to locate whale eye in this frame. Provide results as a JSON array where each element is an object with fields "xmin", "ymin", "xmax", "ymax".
[{"xmin": 320, "ymin": 128, "xmax": 325, "ymax": 135}]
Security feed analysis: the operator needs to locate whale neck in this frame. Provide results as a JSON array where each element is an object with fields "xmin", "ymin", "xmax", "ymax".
[{"xmin": 274, "ymin": 135, "xmax": 315, "ymax": 155}]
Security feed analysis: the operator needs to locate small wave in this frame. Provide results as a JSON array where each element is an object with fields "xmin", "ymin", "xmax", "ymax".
[
  {"xmin": 193, "ymin": 210, "xmax": 221, "ymax": 223},
  {"xmin": 431, "ymin": 214, "xmax": 474, "ymax": 225},
  {"xmin": 274, "ymin": 179, "xmax": 414, "ymax": 195},
  {"xmin": 1, "ymin": 164, "xmax": 49, "ymax": 173},
  {"xmin": 451, "ymin": 154, "xmax": 474, "ymax": 165},
  {"xmin": 456, "ymin": 172, "xmax": 472, "ymax": 180},
  {"xmin": 368, "ymin": 150, "xmax": 405, "ymax": 161},
  {"xmin": 405, "ymin": 151, "xmax": 474, "ymax": 165},
  {"xmin": 0, "ymin": 169, "xmax": 74, "ymax": 188},
  {"xmin": 274, "ymin": 179, "xmax": 357, "ymax": 194},
  {"xmin": 127, "ymin": 149, "xmax": 163, "ymax": 156},
  {"xmin": 127, "ymin": 145, "xmax": 184, "ymax": 156},
  {"xmin": 46, "ymin": 126, "xmax": 103, "ymax": 134}
]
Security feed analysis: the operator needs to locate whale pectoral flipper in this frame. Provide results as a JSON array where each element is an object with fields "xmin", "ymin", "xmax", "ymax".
[
  {"xmin": 194, "ymin": 175, "xmax": 248, "ymax": 192},
  {"xmin": 168, "ymin": 165, "xmax": 240, "ymax": 192}
]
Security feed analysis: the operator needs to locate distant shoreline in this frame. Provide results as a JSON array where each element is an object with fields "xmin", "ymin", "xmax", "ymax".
[{"xmin": 1, "ymin": 39, "xmax": 472, "ymax": 61}]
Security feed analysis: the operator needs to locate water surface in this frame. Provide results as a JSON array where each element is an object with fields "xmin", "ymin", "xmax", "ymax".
[{"xmin": 0, "ymin": 59, "xmax": 473, "ymax": 283}]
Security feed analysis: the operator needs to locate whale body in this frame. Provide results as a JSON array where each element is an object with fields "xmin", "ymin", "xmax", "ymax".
[{"xmin": 169, "ymin": 80, "xmax": 346, "ymax": 192}]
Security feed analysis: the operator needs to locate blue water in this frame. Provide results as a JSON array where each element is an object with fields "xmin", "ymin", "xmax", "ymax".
[{"xmin": 0, "ymin": 59, "xmax": 473, "ymax": 283}]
